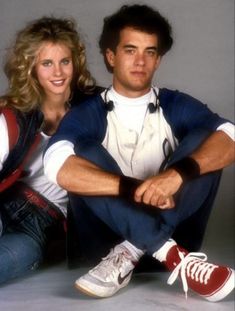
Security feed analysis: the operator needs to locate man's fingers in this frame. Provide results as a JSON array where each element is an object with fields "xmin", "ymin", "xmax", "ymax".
[
  {"xmin": 135, "ymin": 180, "xmax": 176, "ymax": 210},
  {"xmin": 158, "ymin": 196, "xmax": 175, "ymax": 209},
  {"xmin": 134, "ymin": 180, "xmax": 151, "ymax": 201},
  {"xmin": 142, "ymin": 184, "xmax": 156, "ymax": 205}
]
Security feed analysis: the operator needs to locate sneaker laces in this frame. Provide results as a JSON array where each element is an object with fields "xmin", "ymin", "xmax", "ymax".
[
  {"xmin": 89, "ymin": 247, "xmax": 134, "ymax": 282},
  {"xmin": 167, "ymin": 251, "xmax": 218, "ymax": 299}
]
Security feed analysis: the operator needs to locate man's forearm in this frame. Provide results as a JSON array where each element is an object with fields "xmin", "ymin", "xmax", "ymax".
[
  {"xmin": 57, "ymin": 155, "xmax": 120, "ymax": 195},
  {"xmin": 56, "ymin": 131, "xmax": 234, "ymax": 202},
  {"xmin": 189, "ymin": 131, "xmax": 234, "ymax": 174}
]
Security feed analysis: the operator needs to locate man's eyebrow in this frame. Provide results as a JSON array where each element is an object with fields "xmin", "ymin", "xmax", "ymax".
[
  {"xmin": 123, "ymin": 44, "xmax": 137, "ymax": 48},
  {"xmin": 146, "ymin": 46, "xmax": 158, "ymax": 51},
  {"xmin": 122, "ymin": 45, "xmax": 157, "ymax": 51}
]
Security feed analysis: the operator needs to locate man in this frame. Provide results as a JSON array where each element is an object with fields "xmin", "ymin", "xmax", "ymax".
[{"xmin": 44, "ymin": 5, "xmax": 235, "ymax": 301}]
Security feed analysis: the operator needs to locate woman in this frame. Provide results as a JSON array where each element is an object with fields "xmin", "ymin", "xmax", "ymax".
[{"xmin": 0, "ymin": 16, "xmax": 97, "ymax": 284}]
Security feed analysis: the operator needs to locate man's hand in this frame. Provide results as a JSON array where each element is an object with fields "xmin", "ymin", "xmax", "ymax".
[{"xmin": 134, "ymin": 169, "xmax": 183, "ymax": 209}]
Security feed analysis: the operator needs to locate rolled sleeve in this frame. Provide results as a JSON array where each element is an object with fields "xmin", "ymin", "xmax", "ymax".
[
  {"xmin": 217, "ymin": 122, "xmax": 235, "ymax": 141},
  {"xmin": 44, "ymin": 140, "xmax": 75, "ymax": 184}
]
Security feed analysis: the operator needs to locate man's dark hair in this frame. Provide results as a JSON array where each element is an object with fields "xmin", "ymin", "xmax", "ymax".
[{"xmin": 99, "ymin": 4, "xmax": 173, "ymax": 71}]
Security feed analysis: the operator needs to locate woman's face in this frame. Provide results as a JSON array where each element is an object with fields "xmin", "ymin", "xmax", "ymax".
[{"xmin": 35, "ymin": 41, "xmax": 73, "ymax": 98}]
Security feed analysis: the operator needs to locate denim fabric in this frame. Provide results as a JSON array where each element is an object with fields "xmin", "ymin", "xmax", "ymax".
[
  {"xmin": 69, "ymin": 130, "xmax": 221, "ymax": 256},
  {"xmin": 0, "ymin": 192, "xmax": 58, "ymax": 284}
]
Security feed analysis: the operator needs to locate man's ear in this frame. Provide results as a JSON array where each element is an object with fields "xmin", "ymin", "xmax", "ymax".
[{"xmin": 105, "ymin": 48, "xmax": 115, "ymax": 67}]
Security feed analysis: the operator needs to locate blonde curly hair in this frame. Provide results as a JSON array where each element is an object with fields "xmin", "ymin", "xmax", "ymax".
[{"xmin": 0, "ymin": 16, "xmax": 95, "ymax": 112}]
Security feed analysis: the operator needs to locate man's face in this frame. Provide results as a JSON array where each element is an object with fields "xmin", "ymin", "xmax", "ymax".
[{"xmin": 106, "ymin": 27, "xmax": 161, "ymax": 97}]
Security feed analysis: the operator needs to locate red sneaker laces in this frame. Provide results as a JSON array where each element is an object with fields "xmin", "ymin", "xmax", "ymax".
[{"xmin": 167, "ymin": 250, "xmax": 217, "ymax": 299}]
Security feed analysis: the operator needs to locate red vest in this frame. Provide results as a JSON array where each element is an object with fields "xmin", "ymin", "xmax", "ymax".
[{"xmin": 0, "ymin": 107, "xmax": 43, "ymax": 192}]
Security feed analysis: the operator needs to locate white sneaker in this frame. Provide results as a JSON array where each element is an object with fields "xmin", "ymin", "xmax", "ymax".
[{"xmin": 75, "ymin": 244, "xmax": 137, "ymax": 298}]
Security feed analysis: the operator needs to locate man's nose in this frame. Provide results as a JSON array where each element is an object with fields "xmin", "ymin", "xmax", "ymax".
[{"xmin": 135, "ymin": 52, "xmax": 145, "ymax": 66}]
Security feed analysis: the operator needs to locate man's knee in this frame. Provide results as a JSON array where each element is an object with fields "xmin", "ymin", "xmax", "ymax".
[
  {"xmin": 168, "ymin": 129, "xmax": 212, "ymax": 165},
  {"xmin": 74, "ymin": 141, "xmax": 122, "ymax": 173}
]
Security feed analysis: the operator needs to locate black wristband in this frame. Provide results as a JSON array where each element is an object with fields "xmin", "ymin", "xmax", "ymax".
[
  {"xmin": 119, "ymin": 176, "xmax": 142, "ymax": 200},
  {"xmin": 169, "ymin": 157, "xmax": 200, "ymax": 182}
]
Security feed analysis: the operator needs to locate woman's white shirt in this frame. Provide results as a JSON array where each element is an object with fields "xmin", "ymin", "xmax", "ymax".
[{"xmin": 0, "ymin": 114, "xmax": 68, "ymax": 216}]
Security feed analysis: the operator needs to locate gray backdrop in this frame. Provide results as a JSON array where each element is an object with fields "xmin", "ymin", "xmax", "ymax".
[{"xmin": 0, "ymin": 0, "xmax": 234, "ymax": 257}]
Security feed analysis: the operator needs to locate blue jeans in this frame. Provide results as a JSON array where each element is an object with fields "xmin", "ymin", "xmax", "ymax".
[
  {"xmin": 69, "ymin": 130, "xmax": 221, "ymax": 258},
  {"xmin": 0, "ymin": 185, "xmax": 63, "ymax": 285}
]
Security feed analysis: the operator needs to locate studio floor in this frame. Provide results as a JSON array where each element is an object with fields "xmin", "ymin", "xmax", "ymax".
[{"xmin": 0, "ymin": 231, "xmax": 234, "ymax": 311}]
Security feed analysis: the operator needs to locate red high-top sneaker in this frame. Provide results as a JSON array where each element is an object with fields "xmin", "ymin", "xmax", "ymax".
[{"xmin": 153, "ymin": 239, "xmax": 235, "ymax": 302}]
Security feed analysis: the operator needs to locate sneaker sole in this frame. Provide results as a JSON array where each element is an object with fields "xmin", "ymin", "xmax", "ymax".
[
  {"xmin": 205, "ymin": 268, "xmax": 235, "ymax": 302},
  {"xmin": 74, "ymin": 273, "xmax": 132, "ymax": 298},
  {"xmin": 75, "ymin": 282, "xmax": 104, "ymax": 298}
]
